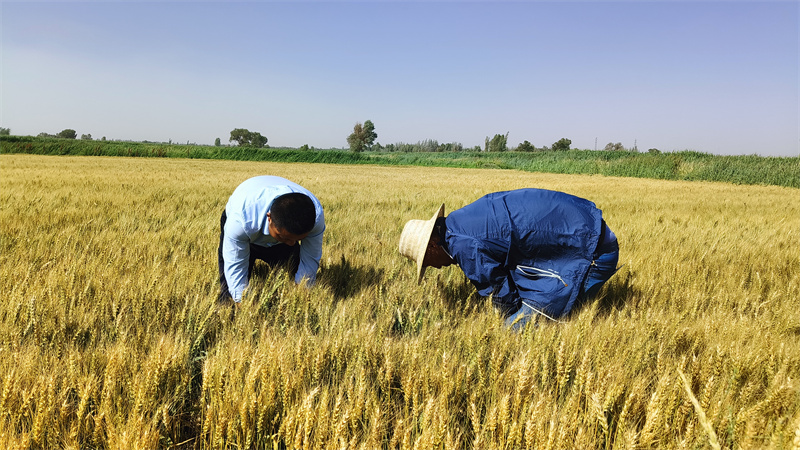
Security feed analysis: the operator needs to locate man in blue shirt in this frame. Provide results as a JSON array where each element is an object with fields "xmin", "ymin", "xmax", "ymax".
[
  {"xmin": 218, "ymin": 176, "xmax": 325, "ymax": 304},
  {"xmin": 399, "ymin": 188, "xmax": 619, "ymax": 330}
]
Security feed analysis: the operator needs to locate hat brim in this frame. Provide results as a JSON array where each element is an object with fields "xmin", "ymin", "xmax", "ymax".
[{"xmin": 405, "ymin": 204, "xmax": 445, "ymax": 284}]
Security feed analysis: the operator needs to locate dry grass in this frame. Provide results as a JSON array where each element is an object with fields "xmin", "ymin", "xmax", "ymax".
[{"xmin": 0, "ymin": 154, "xmax": 798, "ymax": 449}]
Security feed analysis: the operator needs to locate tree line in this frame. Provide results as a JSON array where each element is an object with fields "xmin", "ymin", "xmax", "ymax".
[
  {"xmin": 345, "ymin": 121, "xmax": 650, "ymax": 153},
  {"xmin": 2, "ymin": 123, "xmax": 655, "ymax": 154}
]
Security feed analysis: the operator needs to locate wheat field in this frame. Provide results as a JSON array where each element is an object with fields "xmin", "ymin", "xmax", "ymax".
[{"xmin": 0, "ymin": 154, "xmax": 798, "ymax": 449}]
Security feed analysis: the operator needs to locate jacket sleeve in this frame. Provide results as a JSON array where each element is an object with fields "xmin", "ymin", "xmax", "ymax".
[{"xmin": 450, "ymin": 236, "xmax": 520, "ymax": 316}]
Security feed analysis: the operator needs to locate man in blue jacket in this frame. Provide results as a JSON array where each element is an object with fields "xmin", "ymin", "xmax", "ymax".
[
  {"xmin": 218, "ymin": 175, "xmax": 325, "ymax": 305},
  {"xmin": 399, "ymin": 189, "xmax": 618, "ymax": 330}
]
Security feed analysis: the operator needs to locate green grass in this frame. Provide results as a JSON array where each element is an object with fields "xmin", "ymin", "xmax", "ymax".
[{"xmin": 2, "ymin": 135, "xmax": 798, "ymax": 188}]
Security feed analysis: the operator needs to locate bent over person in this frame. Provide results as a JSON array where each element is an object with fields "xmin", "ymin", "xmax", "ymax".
[
  {"xmin": 399, "ymin": 188, "xmax": 619, "ymax": 330},
  {"xmin": 218, "ymin": 175, "xmax": 325, "ymax": 304}
]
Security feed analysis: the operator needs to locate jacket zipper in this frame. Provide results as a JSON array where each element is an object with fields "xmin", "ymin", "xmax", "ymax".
[{"xmin": 515, "ymin": 265, "xmax": 568, "ymax": 287}]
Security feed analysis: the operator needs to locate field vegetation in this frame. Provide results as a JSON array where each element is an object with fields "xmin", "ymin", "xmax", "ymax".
[
  {"xmin": 2, "ymin": 135, "xmax": 798, "ymax": 188},
  {"xmin": 0, "ymin": 154, "xmax": 798, "ymax": 449}
]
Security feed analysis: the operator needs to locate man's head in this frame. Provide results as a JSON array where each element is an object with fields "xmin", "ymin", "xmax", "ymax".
[
  {"xmin": 399, "ymin": 204, "xmax": 453, "ymax": 283},
  {"xmin": 422, "ymin": 217, "xmax": 453, "ymax": 269},
  {"xmin": 267, "ymin": 193, "xmax": 316, "ymax": 246}
]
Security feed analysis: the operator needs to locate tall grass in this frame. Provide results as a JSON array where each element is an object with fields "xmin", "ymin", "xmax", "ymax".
[
  {"xmin": 0, "ymin": 154, "xmax": 798, "ymax": 449},
  {"xmin": 2, "ymin": 136, "xmax": 798, "ymax": 188}
]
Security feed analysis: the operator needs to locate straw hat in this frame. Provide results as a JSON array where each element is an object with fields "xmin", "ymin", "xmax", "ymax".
[{"xmin": 399, "ymin": 204, "xmax": 445, "ymax": 283}]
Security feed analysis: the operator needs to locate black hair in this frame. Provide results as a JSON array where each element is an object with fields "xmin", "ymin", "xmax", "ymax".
[{"xmin": 270, "ymin": 193, "xmax": 316, "ymax": 235}]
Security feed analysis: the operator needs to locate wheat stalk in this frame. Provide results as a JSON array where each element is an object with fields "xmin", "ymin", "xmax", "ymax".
[
  {"xmin": 1, "ymin": 156, "xmax": 798, "ymax": 448},
  {"xmin": 678, "ymin": 369, "xmax": 721, "ymax": 450}
]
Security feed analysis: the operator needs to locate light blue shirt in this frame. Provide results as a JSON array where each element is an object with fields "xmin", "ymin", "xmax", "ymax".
[{"xmin": 222, "ymin": 176, "xmax": 325, "ymax": 301}]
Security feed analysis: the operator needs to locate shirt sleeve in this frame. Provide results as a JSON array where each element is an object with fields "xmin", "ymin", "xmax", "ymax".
[
  {"xmin": 222, "ymin": 219, "xmax": 251, "ymax": 302},
  {"xmin": 295, "ymin": 209, "xmax": 325, "ymax": 285}
]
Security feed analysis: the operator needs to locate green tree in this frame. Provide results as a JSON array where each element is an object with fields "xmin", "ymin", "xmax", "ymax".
[
  {"xmin": 58, "ymin": 129, "xmax": 77, "ymax": 139},
  {"xmin": 347, "ymin": 123, "xmax": 365, "ymax": 152},
  {"xmin": 80, "ymin": 134, "xmax": 92, "ymax": 140},
  {"xmin": 0, "ymin": 127, "xmax": 10, "ymax": 136},
  {"xmin": 347, "ymin": 120, "xmax": 377, "ymax": 152},
  {"xmin": 604, "ymin": 142, "xmax": 624, "ymax": 151},
  {"xmin": 215, "ymin": 137, "xmax": 221, "ymax": 146},
  {"xmin": 229, "ymin": 129, "xmax": 246, "ymax": 146},
  {"xmin": 552, "ymin": 138, "xmax": 572, "ymax": 151},
  {"xmin": 517, "ymin": 140, "xmax": 535, "ymax": 152},
  {"xmin": 485, "ymin": 133, "xmax": 509, "ymax": 152},
  {"xmin": 251, "ymin": 132, "xmax": 268, "ymax": 148},
  {"xmin": 363, "ymin": 120, "xmax": 377, "ymax": 149},
  {"xmin": 229, "ymin": 128, "xmax": 268, "ymax": 147}
]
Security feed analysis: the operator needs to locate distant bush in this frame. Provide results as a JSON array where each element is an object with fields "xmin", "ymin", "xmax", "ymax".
[
  {"xmin": 58, "ymin": 129, "xmax": 77, "ymax": 139},
  {"xmin": 383, "ymin": 140, "xmax": 464, "ymax": 153},
  {"xmin": 552, "ymin": 138, "xmax": 572, "ymax": 151},
  {"xmin": 516, "ymin": 140, "xmax": 536, "ymax": 152}
]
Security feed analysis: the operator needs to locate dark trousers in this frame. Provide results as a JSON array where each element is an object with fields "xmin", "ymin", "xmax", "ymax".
[{"xmin": 217, "ymin": 211, "xmax": 300, "ymax": 303}]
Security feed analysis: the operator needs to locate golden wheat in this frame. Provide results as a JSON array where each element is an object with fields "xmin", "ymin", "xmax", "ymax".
[{"xmin": 0, "ymin": 154, "xmax": 798, "ymax": 449}]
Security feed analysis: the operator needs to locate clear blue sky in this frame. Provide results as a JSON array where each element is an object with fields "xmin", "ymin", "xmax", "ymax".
[{"xmin": 2, "ymin": 1, "xmax": 798, "ymax": 156}]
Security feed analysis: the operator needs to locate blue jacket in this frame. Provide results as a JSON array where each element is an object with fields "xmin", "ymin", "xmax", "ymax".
[{"xmin": 442, "ymin": 189, "xmax": 604, "ymax": 319}]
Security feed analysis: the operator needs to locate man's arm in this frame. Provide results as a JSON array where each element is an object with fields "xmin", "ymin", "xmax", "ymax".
[
  {"xmin": 295, "ymin": 210, "xmax": 325, "ymax": 285},
  {"xmin": 222, "ymin": 223, "xmax": 251, "ymax": 302}
]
